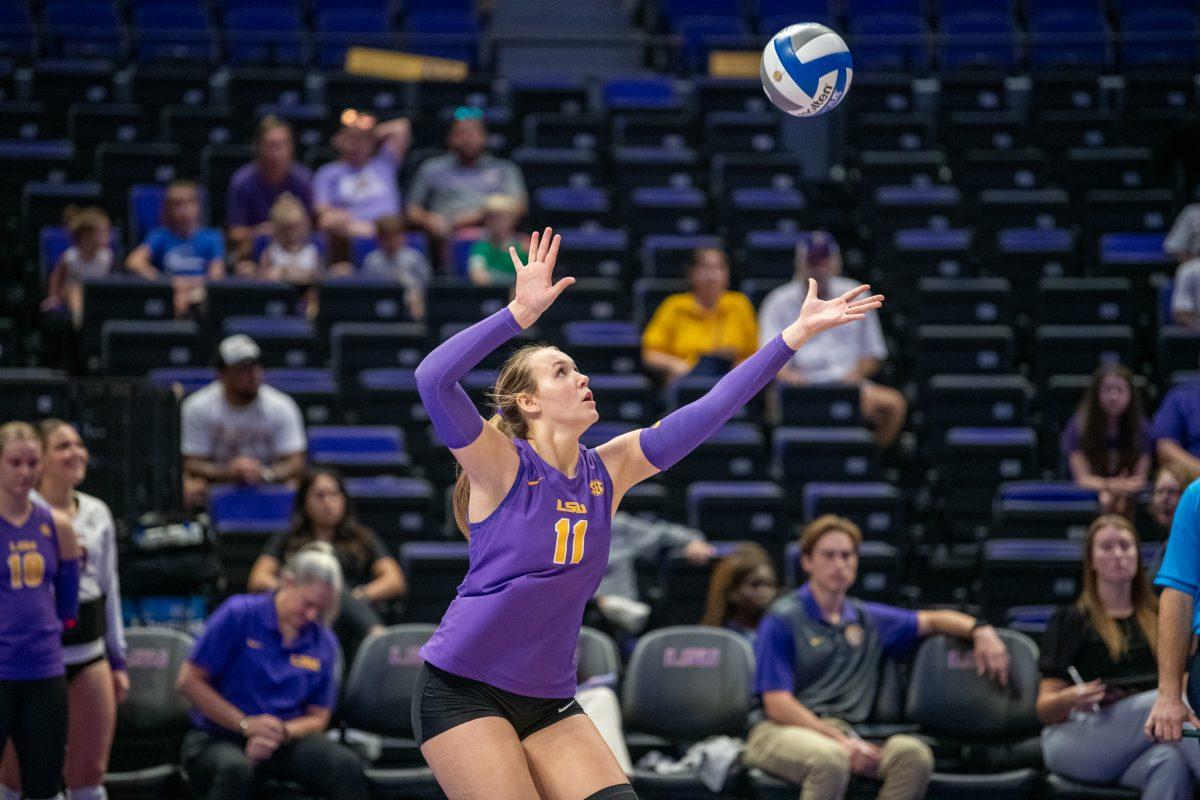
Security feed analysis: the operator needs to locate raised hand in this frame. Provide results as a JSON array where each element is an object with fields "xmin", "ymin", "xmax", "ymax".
[
  {"xmin": 783, "ymin": 279, "xmax": 884, "ymax": 349},
  {"xmin": 508, "ymin": 227, "xmax": 574, "ymax": 329}
]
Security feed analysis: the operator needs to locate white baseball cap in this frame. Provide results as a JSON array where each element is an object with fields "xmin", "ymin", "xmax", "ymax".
[{"xmin": 217, "ymin": 334, "xmax": 262, "ymax": 367}]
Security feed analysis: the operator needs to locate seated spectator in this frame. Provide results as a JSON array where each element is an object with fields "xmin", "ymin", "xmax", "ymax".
[
  {"xmin": 1151, "ymin": 371, "xmax": 1200, "ymax": 475},
  {"xmin": 745, "ymin": 514, "xmax": 1010, "ymax": 800},
  {"xmin": 313, "ymin": 110, "xmax": 411, "ymax": 256},
  {"xmin": 406, "ymin": 108, "xmax": 527, "ymax": 260},
  {"xmin": 641, "ymin": 247, "xmax": 758, "ymax": 384},
  {"xmin": 1037, "ymin": 515, "xmax": 1200, "ymax": 799},
  {"xmin": 247, "ymin": 467, "xmax": 406, "ymax": 656},
  {"xmin": 1061, "ymin": 365, "xmax": 1152, "ymax": 518},
  {"xmin": 699, "ymin": 543, "xmax": 778, "ymax": 644},
  {"xmin": 42, "ymin": 205, "xmax": 114, "ymax": 329},
  {"xmin": 361, "ymin": 214, "xmax": 432, "ymax": 321},
  {"xmin": 227, "ymin": 116, "xmax": 314, "ymax": 263},
  {"xmin": 1146, "ymin": 464, "xmax": 1195, "ymax": 582},
  {"xmin": 175, "ymin": 543, "xmax": 369, "ymax": 800},
  {"xmin": 759, "ymin": 232, "xmax": 906, "ymax": 449},
  {"xmin": 468, "ymin": 195, "xmax": 528, "ymax": 286},
  {"xmin": 587, "ymin": 512, "xmax": 715, "ymax": 637},
  {"xmin": 181, "ymin": 335, "xmax": 306, "ymax": 509},
  {"xmin": 246, "ymin": 193, "xmax": 325, "ymax": 285},
  {"xmin": 1165, "ymin": 203, "xmax": 1200, "ymax": 267},
  {"xmin": 126, "ymin": 180, "xmax": 225, "ymax": 318}
]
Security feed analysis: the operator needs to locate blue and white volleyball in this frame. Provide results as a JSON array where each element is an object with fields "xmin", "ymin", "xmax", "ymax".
[{"xmin": 761, "ymin": 23, "xmax": 853, "ymax": 118}]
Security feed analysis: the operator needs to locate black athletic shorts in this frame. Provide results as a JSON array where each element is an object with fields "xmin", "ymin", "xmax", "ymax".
[
  {"xmin": 411, "ymin": 662, "xmax": 585, "ymax": 746},
  {"xmin": 65, "ymin": 653, "xmax": 105, "ymax": 683}
]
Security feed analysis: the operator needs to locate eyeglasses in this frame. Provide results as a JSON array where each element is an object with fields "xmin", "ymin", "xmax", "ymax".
[
  {"xmin": 453, "ymin": 105, "xmax": 485, "ymax": 121},
  {"xmin": 340, "ymin": 108, "xmax": 377, "ymax": 131}
]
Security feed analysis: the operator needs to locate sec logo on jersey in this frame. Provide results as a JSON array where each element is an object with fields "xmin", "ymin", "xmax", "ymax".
[{"xmin": 589, "ymin": 480, "xmax": 604, "ymax": 496}]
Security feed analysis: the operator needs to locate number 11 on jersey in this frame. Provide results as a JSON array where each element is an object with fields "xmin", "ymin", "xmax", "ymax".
[{"xmin": 552, "ymin": 518, "xmax": 588, "ymax": 565}]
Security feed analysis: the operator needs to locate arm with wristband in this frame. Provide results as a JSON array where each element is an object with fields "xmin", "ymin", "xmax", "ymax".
[{"xmin": 50, "ymin": 509, "xmax": 80, "ymax": 625}]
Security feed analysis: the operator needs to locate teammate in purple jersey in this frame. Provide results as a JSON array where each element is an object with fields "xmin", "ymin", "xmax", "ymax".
[
  {"xmin": 413, "ymin": 227, "xmax": 883, "ymax": 800},
  {"xmin": 0, "ymin": 422, "xmax": 81, "ymax": 800}
]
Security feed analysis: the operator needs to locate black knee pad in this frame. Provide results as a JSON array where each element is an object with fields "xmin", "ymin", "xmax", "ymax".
[{"xmin": 584, "ymin": 784, "xmax": 639, "ymax": 800}]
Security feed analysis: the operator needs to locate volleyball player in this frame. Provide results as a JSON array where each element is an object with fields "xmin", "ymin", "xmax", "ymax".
[
  {"xmin": 0, "ymin": 420, "xmax": 127, "ymax": 800},
  {"xmin": 412, "ymin": 227, "xmax": 882, "ymax": 800},
  {"xmin": 0, "ymin": 422, "xmax": 81, "ymax": 800}
]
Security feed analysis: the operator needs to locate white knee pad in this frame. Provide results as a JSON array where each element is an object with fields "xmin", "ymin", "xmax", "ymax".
[{"xmin": 68, "ymin": 786, "xmax": 108, "ymax": 800}]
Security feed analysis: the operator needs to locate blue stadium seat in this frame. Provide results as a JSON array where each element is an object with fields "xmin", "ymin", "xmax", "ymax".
[
  {"xmin": 101, "ymin": 320, "xmax": 201, "ymax": 376},
  {"xmin": 993, "ymin": 481, "xmax": 1100, "ymax": 539},
  {"xmin": 626, "ymin": 186, "xmax": 711, "ymax": 238},
  {"xmin": 641, "ymin": 234, "xmax": 724, "ymax": 278},
  {"xmin": 264, "ymin": 368, "xmax": 338, "ymax": 424},
  {"xmin": 206, "ymin": 279, "xmax": 295, "ymax": 322},
  {"xmin": 0, "ymin": 2, "xmax": 35, "ymax": 58},
  {"xmin": 0, "ymin": 141, "xmax": 75, "ymax": 195},
  {"xmin": 350, "ymin": 369, "xmax": 424, "ymax": 431},
  {"xmin": 223, "ymin": 316, "xmax": 317, "ymax": 369},
  {"xmin": 613, "ymin": 110, "xmax": 695, "ymax": 149},
  {"xmin": 675, "ymin": 15, "xmax": 751, "ymax": 72},
  {"xmin": 923, "ymin": 375, "xmax": 1031, "ymax": 453},
  {"xmin": 779, "ymin": 384, "xmax": 862, "ymax": 427},
  {"xmin": 917, "ymin": 277, "xmax": 1012, "ymax": 326},
  {"xmin": 583, "ymin": 374, "xmax": 657, "ymax": 424},
  {"xmin": 944, "ymin": 428, "xmax": 1039, "ymax": 531},
  {"xmin": 729, "ymin": 187, "xmax": 807, "ymax": 237},
  {"xmin": 134, "ymin": 3, "xmax": 215, "ymax": 63},
  {"xmin": 1038, "ymin": 277, "xmax": 1133, "ymax": 326},
  {"xmin": 774, "ymin": 427, "xmax": 879, "ymax": 485},
  {"xmin": 872, "ymin": 184, "xmax": 963, "ymax": 232},
  {"xmin": 404, "ymin": 0, "xmax": 473, "ymax": 12},
  {"xmin": 522, "ymin": 112, "xmax": 607, "ymax": 150},
  {"xmin": 224, "ymin": 6, "xmax": 307, "ymax": 66},
  {"xmin": 1063, "ymin": 146, "xmax": 1157, "ymax": 195},
  {"xmin": 979, "ymin": 539, "xmax": 1082, "ymax": 611},
  {"xmin": 579, "ymin": 422, "xmax": 636, "ymax": 450},
  {"xmin": 915, "ymin": 325, "xmax": 1015, "ymax": 380},
  {"xmin": 553, "ymin": 228, "xmax": 629, "ymax": 281},
  {"xmin": 1033, "ymin": 324, "xmax": 1136, "ymax": 381},
  {"xmin": 562, "ymin": 321, "xmax": 641, "ymax": 375},
  {"xmin": 315, "ymin": 9, "xmax": 394, "ymax": 67},
  {"xmin": 1029, "ymin": 10, "xmax": 1112, "ymax": 70},
  {"xmin": 330, "ymin": 323, "xmax": 428, "ymax": 379},
  {"xmin": 612, "ymin": 146, "xmax": 699, "ymax": 191},
  {"xmin": 959, "ymin": 148, "xmax": 1048, "ymax": 192},
  {"xmin": 319, "ymin": 279, "xmax": 419, "ymax": 328},
  {"xmin": 532, "ymin": 186, "xmax": 612, "ymax": 229},
  {"xmin": 977, "ymin": 189, "xmax": 1071, "ymax": 232},
  {"xmin": 1099, "ymin": 232, "xmax": 1171, "ymax": 273},
  {"xmin": 666, "ymin": 375, "xmax": 756, "ymax": 422},
  {"xmin": 801, "ymin": 482, "xmax": 904, "ymax": 540},
  {"xmin": 940, "ymin": 11, "xmax": 1020, "ymax": 71},
  {"xmin": 344, "ymin": 476, "xmax": 438, "ymax": 549},
  {"xmin": 660, "ymin": 0, "xmax": 740, "ymax": 24},
  {"xmin": 209, "ymin": 484, "xmax": 295, "ymax": 533},
  {"xmin": 741, "ymin": 230, "xmax": 805, "ymax": 280},
  {"xmin": 1121, "ymin": 9, "xmax": 1198, "ymax": 67},
  {"xmin": 891, "ymin": 228, "xmax": 973, "ymax": 280},
  {"xmin": 523, "ymin": 278, "xmax": 627, "ymax": 333},
  {"xmin": 308, "ymin": 425, "xmax": 410, "ymax": 476},
  {"xmin": 511, "ymin": 147, "xmax": 603, "ymax": 191},
  {"xmin": 849, "ymin": 14, "xmax": 931, "ymax": 72},
  {"xmin": 946, "ymin": 109, "xmax": 1029, "ymax": 151},
  {"xmin": 147, "ymin": 367, "xmax": 215, "ymax": 396},
  {"xmin": 1158, "ymin": 327, "xmax": 1200, "ymax": 383},
  {"xmin": 403, "ymin": 11, "xmax": 478, "ymax": 63},
  {"xmin": 993, "ymin": 228, "xmax": 1078, "ymax": 282},
  {"xmin": 663, "ymin": 422, "xmax": 767, "ymax": 484},
  {"xmin": 1084, "ymin": 188, "xmax": 1174, "ymax": 234},
  {"xmin": 399, "ymin": 542, "xmax": 468, "ymax": 623},
  {"xmin": 710, "ymin": 153, "xmax": 803, "ymax": 198},
  {"xmin": 687, "ymin": 481, "xmax": 786, "ymax": 559},
  {"xmin": 703, "ymin": 110, "xmax": 779, "ymax": 153},
  {"xmin": 43, "ymin": 0, "xmax": 123, "ymax": 58},
  {"xmin": 602, "ymin": 77, "xmax": 683, "ymax": 111}
]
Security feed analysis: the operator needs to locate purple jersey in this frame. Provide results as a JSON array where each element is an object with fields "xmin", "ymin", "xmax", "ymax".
[
  {"xmin": 421, "ymin": 438, "xmax": 613, "ymax": 698},
  {"xmin": 0, "ymin": 504, "xmax": 64, "ymax": 680}
]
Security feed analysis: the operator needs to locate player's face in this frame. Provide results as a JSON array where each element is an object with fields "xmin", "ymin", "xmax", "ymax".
[
  {"xmin": 1090, "ymin": 525, "xmax": 1138, "ymax": 585},
  {"xmin": 42, "ymin": 426, "xmax": 88, "ymax": 489},
  {"xmin": 448, "ymin": 119, "xmax": 487, "ymax": 161},
  {"xmin": 801, "ymin": 531, "xmax": 858, "ymax": 595},
  {"xmin": 306, "ymin": 474, "xmax": 346, "ymax": 530},
  {"xmin": 527, "ymin": 348, "xmax": 597, "ymax": 428},
  {"xmin": 279, "ymin": 576, "xmax": 337, "ymax": 629},
  {"xmin": 1152, "ymin": 471, "xmax": 1183, "ymax": 527},
  {"xmin": 1097, "ymin": 373, "xmax": 1131, "ymax": 418},
  {"xmin": 731, "ymin": 565, "xmax": 778, "ymax": 616},
  {"xmin": 0, "ymin": 440, "xmax": 41, "ymax": 500}
]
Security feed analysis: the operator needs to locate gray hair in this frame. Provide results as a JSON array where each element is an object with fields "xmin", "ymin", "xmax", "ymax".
[{"xmin": 283, "ymin": 541, "xmax": 344, "ymax": 595}]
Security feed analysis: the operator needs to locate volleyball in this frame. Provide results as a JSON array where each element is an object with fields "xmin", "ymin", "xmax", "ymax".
[{"xmin": 760, "ymin": 23, "xmax": 854, "ymax": 118}]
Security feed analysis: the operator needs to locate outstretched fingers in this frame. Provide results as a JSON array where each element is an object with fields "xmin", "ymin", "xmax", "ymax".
[
  {"xmin": 839, "ymin": 283, "xmax": 876, "ymax": 302},
  {"xmin": 536, "ymin": 226, "xmax": 554, "ymax": 262},
  {"xmin": 545, "ymin": 231, "xmax": 562, "ymax": 268},
  {"xmin": 847, "ymin": 294, "xmax": 884, "ymax": 312},
  {"xmin": 509, "ymin": 246, "xmax": 524, "ymax": 271}
]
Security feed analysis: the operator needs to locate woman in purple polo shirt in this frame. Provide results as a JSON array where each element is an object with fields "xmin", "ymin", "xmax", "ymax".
[
  {"xmin": 411, "ymin": 227, "xmax": 882, "ymax": 800},
  {"xmin": 175, "ymin": 542, "xmax": 367, "ymax": 800}
]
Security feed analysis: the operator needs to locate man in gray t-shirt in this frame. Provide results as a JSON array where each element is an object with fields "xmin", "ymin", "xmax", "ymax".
[{"xmin": 406, "ymin": 115, "xmax": 527, "ymax": 250}]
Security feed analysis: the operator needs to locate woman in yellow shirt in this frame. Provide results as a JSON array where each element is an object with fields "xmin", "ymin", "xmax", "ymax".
[{"xmin": 641, "ymin": 247, "xmax": 758, "ymax": 383}]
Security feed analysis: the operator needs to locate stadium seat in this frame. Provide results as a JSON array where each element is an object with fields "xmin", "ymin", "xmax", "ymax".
[
  {"xmin": 993, "ymin": 481, "xmax": 1099, "ymax": 539},
  {"xmin": 918, "ymin": 277, "xmax": 1012, "ymax": 326},
  {"xmin": 350, "ymin": 369, "xmax": 424, "ymax": 431},
  {"xmin": 1029, "ymin": 10, "xmax": 1112, "ymax": 70},
  {"xmin": 0, "ymin": 369, "xmax": 73, "ymax": 422},
  {"xmin": 612, "ymin": 146, "xmax": 699, "ymax": 192},
  {"xmin": 206, "ymin": 279, "xmax": 295, "ymax": 322},
  {"xmin": 1121, "ymin": 9, "xmax": 1199, "ymax": 68},
  {"xmin": 315, "ymin": 9, "xmax": 394, "ymax": 68},
  {"xmin": 663, "ymin": 422, "xmax": 767, "ymax": 484},
  {"xmin": 222, "ymin": 316, "xmax": 317, "ymax": 369},
  {"xmin": 318, "ymin": 279, "xmax": 418, "ymax": 329},
  {"xmin": 1035, "ymin": 109, "xmax": 1117, "ymax": 151},
  {"xmin": 262, "ymin": 367, "xmax": 339, "ymax": 425},
  {"xmin": 67, "ymin": 103, "xmax": 147, "ymax": 165},
  {"xmin": 562, "ymin": 321, "xmax": 641, "ymax": 375},
  {"xmin": 25, "ymin": 182, "xmax": 103, "ymax": 235},
  {"xmin": 225, "ymin": 6, "xmax": 308, "ymax": 66},
  {"xmin": 853, "ymin": 111, "xmax": 936, "ymax": 152},
  {"xmin": 801, "ymin": 482, "xmax": 904, "ymax": 541},
  {"xmin": 147, "ymin": 367, "xmax": 215, "ymax": 396},
  {"xmin": 532, "ymin": 186, "xmax": 612, "ymax": 229},
  {"xmin": 532, "ymin": 277, "xmax": 628, "ymax": 332},
  {"xmin": 710, "ymin": 153, "xmax": 803, "ymax": 200},
  {"xmin": 345, "ymin": 476, "xmax": 439, "ymax": 551},
  {"xmin": 686, "ymin": 481, "xmax": 787, "ymax": 560},
  {"xmin": 403, "ymin": 11, "xmax": 479, "ymax": 64},
  {"xmin": 641, "ymin": 234, "xmax": 723, "ymax": 279},
  {"xmin": 626, "ymin": 186, "xmax": 711, "ymax": 238},
  {"xmin": 101, "ymin": 320, "xmax": 201, "ymax": 376},
  {"xmin": 858, "ymin": 149, "xmax": 947, "ymax": 188},
  {"xmin": 330, "ymin": 322, "xmax": 428, "ymax": 380},
  {"xmin": 577, "ymin": 625, "xmax": 621, "ymax": 683},
  {"xmin": 872, "ymin": 185, "xmax": 964, "ymax": 233},
  {"xmin": 522, "ymin": 111, "xmax": 607, "ymax": 151},
  {"xmin": 105, "ymin": 628, "xmax": 194, "ymax": 797},
  {"xmin": 958, "ymin": 149, "xmax": 1048, "ymax": 193},
  {"xmin": 979, "ymin": 539, "xmax": 1083, "ymax": 612},
  {"xmin": 915, "ymin": 325, "xmax": 1015, "ymax": 379},
  {"xmin": 308, "ymin": 425, "xmax": 410, "ymax": 477},
  {"xmin": 991, "ymin": 228, "xmax": 1078, "ymax": 283},
  {"xmin": 134, "ymin": 2, "xmax": 216, "ymax": 63},
  {"xmin": 1159, "ymin": 326, "xmax": 1200, "ymax": 383},
  {"xmin": 399, "ymin": 542, "xmax": 469, "ymax": 623},
  {"xmin": 943, "ymin": 427, "xmax": 1039, "ymax": 531},
  {"xmin": 0, "ymin": 141, "xmax": 75, "ymax": 199},
  {"xmin": 890, "ymin": 228, "xmax": 973, "ymax": 281},
  {"xmin": 511, "ymin": 147, "xmax": 604, "ymax": 190},
  {"xmin": 940, "ymin": 11, "xmax": 1020, "ymax": 71},
  {"xmin": 923, "ymin": 375, "xmax": 1031, "ymax": 448},
  {"xmin": 612, "ymin": 110, "xmax": 696, "ymax": 150},
  {"xmin": 1034, "ymin": 325, "xmax": 1136, "ymax": 381},
  {"xmin": 425, "ymin": 281, "xmax": 509, "ymax": 328},
  {"xmin": 779, "ymin": 384, "xmax": 862, "ymax": 427},
  {"xmin": 43, "ymin": 0, "xmax": 123, "ymax": 59},
  {"xmin": 95, "ymin": 142, "xmax": 185, "ymax": 212},
  {"xmin": 849, "ymin": 13, "xmax": 931, "ymax": 72},
  {"xmin": 976, "ymin": 189, "xmax": 1071, "ymax": 233},
  {"xmin": 0, "ymin": 2, "xmax": 35, "ymax": 59},
  {"xmin": 946, "ymin": 110, "xmax": 1030, "ymax": 154},
  {"xmin": 209, "ymin": 484, "xmax": 295, "ymax": 533},
  {"xmin": 703, "ymin": 110, "xmax": 779, "ymax": 153},
  {"xmin": 774, "ymin": 427, "xmax": 879, "ymax": 485},
  {"xmin": 1038, "ymin": 277, "xmax": 1134, "ymax": 326},
  {"xmin": 1062, "ymin": 146, "xmax": 1158, "ymax": 194}
]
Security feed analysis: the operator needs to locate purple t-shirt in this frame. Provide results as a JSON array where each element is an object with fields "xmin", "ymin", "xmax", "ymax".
[
  {"xmin": 227, "ymin": 162, "xmax": 314, "ymax": 228},
  {"xmin": 1060, "ymin": 414, "xmax": 1152, "ymax": 475},
  {"xmin": 420, "ymin": 439, "xmax": 614, "ymax": 698},
  {"xmin": 0, "ymin": 504, "xmax": 65, "ymax": 680},
  {"xmin": 187, "ymin": 593, "xmax": 338, "ymax": 736},
  {"xmin": 1152, "ymin": 381, "xmax": 1200, "ymax": 458},
  {"xmin": 312, "ymin": 150, "xmax": 400, "ymax": 224}
]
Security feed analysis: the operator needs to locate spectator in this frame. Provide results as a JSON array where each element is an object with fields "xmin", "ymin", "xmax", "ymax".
[
  {"xmin": 699, "ymin": 543, "xmax": 778, "ymax": 644},
  {"xmin": 406, "ymin": 108, "xmax": 527, "ymax": 257},
  {"xmin": 180, "ymin": 335, "xmax": 306, "ymax": 510},
  {"xmin": 588, "ymin": 512, "xmax": 715, "ymax": 637},
  {"xmin": 1165, "ymin": 203, "xmax": 1200, "ymax": 266},
  {"xmin": 744, "ymin": 514, "xmax": 1010, "ymax": 800},
  {"xmin": 760, "ymin": 232, "xmax": 906, "ymax": 449},
  {"xmin": 1061, "ymin": 365, "xmax": 1152, "ymax": 518},
  {"xmin": 1150, "ymin": 370, "xmax": 1200, "ymax": 475},
  {"xmin": 641, "ymin": 247, "xmax": 758, "ymax": 384},
  {"xmin": 313, "ymin": 109, "xmax": 411, "ymax": 254},
  {"xmin": 126, "ymin": 180, "xmax": 225, "ymax": 319},
  {"xmin": 1037, "ymin": 515, "xmax": 1200, "ymax": 800},
  {"xmin": 247, "ymin": 468, "xmax": 406, "ymax": 657},
  {"xmin": 245, "ymin": 193, "xmax": 325, "ymax": 285},
  {"xmin": 1149, "ymin": 464, "xmax": 1193, "ymax": 540},
  {"xmin": 41, "ymin": 206, "xmax": 114, "ymax": 328},
  {"xmin": 175, "ymin": 543, "xmax": 369, "ymax": 800},
  {"xmin": 467, "ymin": 195, "xmax": 528, "ymax": 286},
  {"xmin": 361, "ymin": 214, "xmax": 432, "ymax": 321},
  {"xmin": 227, "ymin": 116, "xmax": 314, "ymax": 263}
]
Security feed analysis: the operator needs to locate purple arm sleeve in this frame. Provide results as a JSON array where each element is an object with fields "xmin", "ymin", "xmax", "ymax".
[
  {"xmin": 55, "ymin": 558, "xmax": 80, "ymax": 624},
  {"xmin": 639, "ymin": 334, "xmax": 796, "ymax": 471},
  {"xmin": 414, "ymin": 307, "xmax": 523, "ymax": 448}
]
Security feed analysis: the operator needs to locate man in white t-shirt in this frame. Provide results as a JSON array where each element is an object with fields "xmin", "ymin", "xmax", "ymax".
[
  {"xmin": 1167, "ymin": 204, "xmax": 1200, "ymax": 329},
  {"xmin": 758, "ymin": 232, "xmax": 907, "ymax": 448},
  {"xmin": 181, "ymin": 335, "xmax": 307, "ymax": 508}
]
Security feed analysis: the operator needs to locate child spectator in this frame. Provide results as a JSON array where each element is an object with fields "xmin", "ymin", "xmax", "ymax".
[
  {"xmin": 42, "ymin": 206, "xmax": 114, "ymax": 328},
  {"xmin": 255, "ymin": 194, "xmax": 324, "ymax": 286},
  {"xmin": 467, "ymin": 195, "xmax": 528, "ymax": 286},
  {"xmin": 126, "ymin": 180, "xmax": 225, "ymax": 318},
  {"xmin": 361, "ymin": 215, "xmax": 431, "ymax": 321}
]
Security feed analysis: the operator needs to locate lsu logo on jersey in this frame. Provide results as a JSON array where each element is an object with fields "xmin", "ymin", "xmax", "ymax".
[
  {"xmin": 290, "ymin": 654, "xmax": 321, "ymax": 672},
  {"xmin": 589, "ymin": 480, "xmax": 604, "ymax": 496},
  {"xmin": 556, "ymin": 499, "xmax": 587, "ymax": 515}
]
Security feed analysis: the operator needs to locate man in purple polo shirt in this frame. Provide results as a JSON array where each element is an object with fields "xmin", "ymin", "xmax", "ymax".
[
  {"xmin": 744, "ymin": 515, "xmax": 1011, "ymax": 800},
  {"xmin": 1152, "ymin": 369, "xmax": 1200, "ymax": 475},
  {"xmin": 175, "ymin": 543, "xmax": 367, "ymax": 800},
  {"xmin": 227, "ymin": 116, "xmax": 314, "ymax": 262}
]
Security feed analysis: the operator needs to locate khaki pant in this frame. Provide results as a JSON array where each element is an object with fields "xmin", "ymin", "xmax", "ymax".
[{"xmin": 743, "ymin": 719, "xmax": 933, "ymax": 800}]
